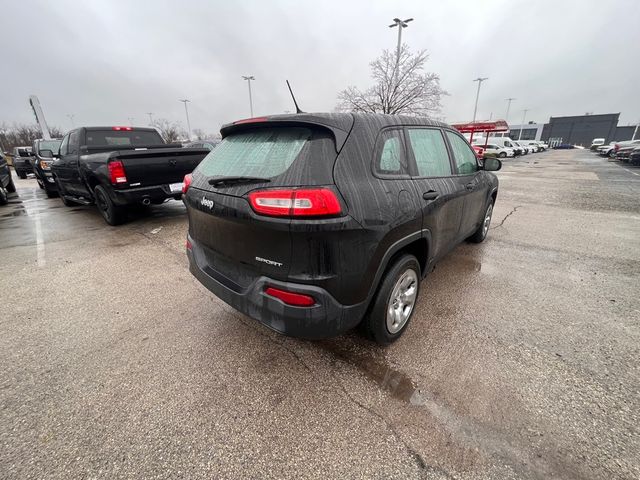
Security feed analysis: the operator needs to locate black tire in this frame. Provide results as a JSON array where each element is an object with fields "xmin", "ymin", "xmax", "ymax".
[
  {"xmin": 17, "ymin": 170, "xmax": 27, "ymax": 179},
  {"xmin": 0, "ymin": 186, "xmax": 8, "ymax": 206},
  {"xmin": 468, "ymin": 201, "xmax": 494, "ymax": 243},
  {"xmin": 6, "ymin": 178, "xmax": 16, "ymax": 193},
  {"xmin": 499, "ymin": 152, "xmax": 507, "ymax": 158},
  {"xmin": 362, "ymin": 254, "xmax": 421, "ymax": 345},
  {"xmin": 45, "ymin": 188, "xmax": 58, "ymax": 199},
  {"xmin": 94, "ymin": 185, "xmax": 126, "ymax": 226}
]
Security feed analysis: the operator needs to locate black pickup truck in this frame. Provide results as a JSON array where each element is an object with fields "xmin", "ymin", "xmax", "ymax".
[{"xmin": 51, "ymin": 126, "xmax": 208, "ymax": 225}]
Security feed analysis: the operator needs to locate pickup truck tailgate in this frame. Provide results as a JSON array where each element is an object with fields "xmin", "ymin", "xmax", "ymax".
[{"xmin": 116, "ymin": 148, "xmax": 209, "ymax": 187}]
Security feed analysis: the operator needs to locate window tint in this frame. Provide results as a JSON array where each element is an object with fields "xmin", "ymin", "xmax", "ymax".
[
  {"xmin": 59, "ymin": 135, "xmax": 69, "ymax": 155},
  {"xmin": 196, "ymin": 127, "xmax": 311, "ymax": 178},
  {"xmin": 375, "ymin": 129, "xmax": 407, "ymax": 175},
  {"xmin": 85, "ymin": 130, "xmax": 164, "ymax": 146},
  {"xmin": 407, "ymin": 128, "xmax": 451, "ymax": 177},
  {"xmin": 446, "ymin": 131, "xmax": 478, "ymax": 175}
]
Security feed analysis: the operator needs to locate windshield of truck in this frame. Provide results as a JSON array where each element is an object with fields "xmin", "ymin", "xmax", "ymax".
[
  {"xmin": 38, "ymin": 140, "xmax": 61, "ymax": 153},
  {"xmin": 85, "ymin": 130, "xmax": 165, "ymax": 147}
]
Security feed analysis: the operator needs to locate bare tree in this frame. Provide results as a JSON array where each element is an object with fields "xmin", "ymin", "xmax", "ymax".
[
  {"xmin": 0, "ymin": 123, "xmax": 65, "ymax": 152},
  {"xmin": 337, "ymin": 45, "xmax": 447, "ymax": 117},
  {"xmin": 150, "ymin": 118, "xmax": 186, "ymax": 143}
]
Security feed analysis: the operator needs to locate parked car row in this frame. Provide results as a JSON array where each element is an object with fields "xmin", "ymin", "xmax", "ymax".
[
  {"xmin": 470, "ymin": 136, "xmax": 547, "ymax": 159},
  {"xmin": 592, "ymin": 138, "xmax": 640, "ymax": 165}
]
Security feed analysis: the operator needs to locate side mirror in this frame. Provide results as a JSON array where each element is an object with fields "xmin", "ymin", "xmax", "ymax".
[
  {"xmin": 40, "ymin": 149, "xmax": 54, "ymax": 158},
  {"xmin": 484, "ymin": 157, "xmax": 502, "ymax": 171}
]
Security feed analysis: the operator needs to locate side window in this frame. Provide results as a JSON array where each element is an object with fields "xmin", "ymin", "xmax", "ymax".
[
  {"xmin": 445, "ymin": 131, "xmax": 478, "ymax": 175},
  {"xmin": 374, "ymin": 129, "xmax": 408, "ymax": 176},
  {"xmin": 407, "ymin": 128, "xmax": 451, "ymax": 177},
  {"xmin": 68, "ymin": 131, "xmax": 79, "ymax": 155},
  {"xmin": 59, "ymin": 135, "xmax": 70, "ymax": 155}
]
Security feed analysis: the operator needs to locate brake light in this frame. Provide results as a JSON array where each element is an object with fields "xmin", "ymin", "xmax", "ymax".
[
  {"xmin": 248, "ymin": 188, "xmax": 342, "ymax": 217},
  {"xmin": 112, "ymin": 126, "xmax": 132, "ymax": 131},
  {"xmin": 108, "ymin": 160, "xmax": 127, "ymax": 184},
  {"xmin": 234, "ymin": 116, "xmax": 268, "ymax": 125},
  {"xmin": 614, "ymin": 144, "xmax": 620, "ymax": 151},
  {"xmin": 265, "ymin": 287, "xmax": 315, "ymax": 307},
  {"xmin": 186, "ymin": 238, "xmax": 192, "ymax": 250},
  {"xmin": 182, "ymin": 173, "xmax": 192, "ymax": 194}
]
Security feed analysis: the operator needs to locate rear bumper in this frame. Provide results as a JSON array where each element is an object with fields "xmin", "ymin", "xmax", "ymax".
[
  {"xmin": 187, "ymin": 236, "xmax": 367, "ymax": 339},
  {"xmin": 14, "ymin": 160, "xmax": 33, "ymax": 172},
  {"xmin": 110, "ymin": 184, "xmax": 182, "ymax": 206}
]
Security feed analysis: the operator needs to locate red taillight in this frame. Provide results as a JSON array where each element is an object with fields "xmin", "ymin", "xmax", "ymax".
[
  {"xmin": 234, "ymin": 116, "xmax": 268, "ymax": 125},
  {"xmin": 186, "ymin": 238, "xmax": 192, "ymax": 250},
  {"xmin": 614, "ymin": 144, "xmax": 620, "ymax": 151},
  {"xmin": 112, "ymin": 126, "xmax": 132, "ymax": 131},
  {"xmin": 108, "ymin": 160, "xmax": 127, "ymax": 184},
  {"xmin": 182, "ymin": 173, "xmax": 192, "ymax": 194},
  {"xmin": 248, "ymin": 188, "xmax": 342, "ymax": 218},
  {"xmin": 265, "ymin": 287, "xmax": 315, "ymax": 307}
]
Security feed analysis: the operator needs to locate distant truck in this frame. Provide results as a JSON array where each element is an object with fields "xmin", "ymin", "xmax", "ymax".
[
  {"xmin": 12, "ymin": 146, "xmax": 34, "ymax": 178},
  {"xmin": 590, "ymin": 138, "xmax": 605, "ymax": 150},
  {"xmin": 51, "ymin": 126, "xmax": 208, "ymax": 225}
]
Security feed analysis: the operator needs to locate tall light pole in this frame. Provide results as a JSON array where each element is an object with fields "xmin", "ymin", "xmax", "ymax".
[
  {"xmin": 178, "ymin": 99, "xmax": 191, "ymax": 140},
  {"xmin": 472, "ymin": 77, "xmax": 488, "ymax": 123},
  {"xmin": 242, "ymin": 76, "xmax": 255, "ymax": 117},
  {"xmin": 505, "ymin": 98, "xmax": 516, "ymax": 124},
  {"xmin": 67, "ymin": 114, "xmax": 75, "ymax": 127},
  {"xmin": 389, "ymin": 18, "xmax": 413, "ymax": 73},
  {"xmin": 518, "ymin": 109, "xmax": 529, "ymax": 140},
  {"xmin": 632, "ymin": 120, "xmax": 639, "ymax": 141},
  {"xmin": 147, "ymin": 112, "xmax": 154, "ymax": 124}
]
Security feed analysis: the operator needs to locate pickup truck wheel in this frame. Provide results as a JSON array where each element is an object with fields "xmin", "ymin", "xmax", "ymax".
[
  {"xmin": 94, "ymin": 185, "xmax": 125, "ymax": 226},
  {"xmin": 45, "ymin": 188, "xmax": 58, "ymax": 199},
  {"xmin": 6, "ymin": 178, "xmax": 16, "ymax": 193},
  {"xmin": 468, "ymin": 201, "xmax": 494, "ymax": 243},
  {"xmin": 0, "ymin": 186, "xmax": 8, "ymax": 205},
  {"xmin": 362, "ymin": 254, "xmax": 420, "ymax": 345},
  {"xmin": 499, "ymin": 152, "xmax": 507, "ymax": 158},
  {"xmin": 17, "ymin": 170, "xmax": 27, "ymax": 179}
]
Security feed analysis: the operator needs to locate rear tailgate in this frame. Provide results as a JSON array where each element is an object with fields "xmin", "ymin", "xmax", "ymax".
[
  {"xmin": 115, "ymin": 148, "xmax": 209, "ymax": 187},
  {"xmin": 186, "ymin": 120, "xmax": 350, "ymax": 285}
]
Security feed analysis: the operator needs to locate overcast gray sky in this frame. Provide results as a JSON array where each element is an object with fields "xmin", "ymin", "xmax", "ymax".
[{"xmin": 3, "ymin": 0, "xmax": 639, "ymax": 133}]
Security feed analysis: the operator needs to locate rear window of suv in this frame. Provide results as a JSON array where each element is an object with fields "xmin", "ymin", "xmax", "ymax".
[{"xmin": 197, "ymin": 127, "xmax": 311, "ymax": 178}]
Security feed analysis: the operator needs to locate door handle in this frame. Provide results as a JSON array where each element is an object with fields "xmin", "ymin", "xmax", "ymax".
[
  {"xmin": 465, "ymin": 182, "xmax": 475, "ymax": 191},
  {"xmin": 422, "ymin": 190, "xmax": 439, "ymax": 201}
]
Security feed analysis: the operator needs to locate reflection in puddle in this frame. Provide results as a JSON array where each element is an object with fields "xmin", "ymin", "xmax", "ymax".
[{"xmin": 317, "ymin": 339, "xmax": 427, "ymax": 406}]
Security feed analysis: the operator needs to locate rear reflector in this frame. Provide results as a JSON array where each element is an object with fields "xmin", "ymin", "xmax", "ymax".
[
  {"xmin": 248, "ymin": 188, "xmax": 342, "ymax": 218},
  {"xmin": 182, "ymin": 173, "xmax": 192, "ymax": 194},
  {"xmin": 108, "ymin": 160, "xmax": 127, "ymax": 184},
  {"xmin": 265, "ymin": 287, "xmax": 315, "ymax": 307},
  {"xmin": 234, "ymin": 116, "xmax": 268, "ymax": 125}
]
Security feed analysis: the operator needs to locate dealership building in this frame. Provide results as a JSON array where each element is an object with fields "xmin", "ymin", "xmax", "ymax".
[{"xmin": 499, "ymin": 113, "xmax": 637, "ymax": 146}]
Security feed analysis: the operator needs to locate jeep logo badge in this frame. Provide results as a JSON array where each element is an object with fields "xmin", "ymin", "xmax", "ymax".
[{"xmin": 201, "ymin": 197, "xmax": 214, "ymax": 209}]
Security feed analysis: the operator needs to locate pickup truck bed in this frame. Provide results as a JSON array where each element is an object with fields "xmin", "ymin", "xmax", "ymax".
[{"xmin": 52, "ymin": 127, "xmax": 209, "ymax": 225}]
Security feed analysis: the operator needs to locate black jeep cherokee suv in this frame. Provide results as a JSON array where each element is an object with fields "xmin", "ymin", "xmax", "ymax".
[{"xmin": 184, "ymin": 113, "xmax": 501, "ymax": 344}]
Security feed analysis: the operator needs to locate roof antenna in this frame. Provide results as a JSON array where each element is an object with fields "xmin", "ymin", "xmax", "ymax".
[{"xmin": 286, "ymin": 80, "xmax": 304, "ymax": 114}]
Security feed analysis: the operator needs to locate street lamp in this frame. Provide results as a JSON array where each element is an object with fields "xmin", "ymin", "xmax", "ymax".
[
  {"xmin": 471, "ymin": 77, "xmax": 488, "ymax": 123},
  {"xmin": 242, "ymin": 76, "xmax": 255, "ymax": 117},
  {"xmin": 505, "ymin": 98, "xmax": 516, "ymax": 124},
  {"xmin": 518, "ymin": 109, "xmax": 529, "ymax": 140},
  {"xmin": 67, "ymin": 114, "xmax": 75, "ymax": 127},
  {"xmin": 178, "ymin": 99, "xmax": 192, "ymax": 140},
  {"xmin": 389, "ymin": 18, "xmax": 413, "ymax": 80},
  {"xmin": 147, "ymin": 112, "xmax": 154, "ymax": 124}
]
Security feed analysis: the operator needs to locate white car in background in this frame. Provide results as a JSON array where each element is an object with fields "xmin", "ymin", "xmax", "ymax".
[{"xmin": 483, "ymin": 143, "xmax": 515, "ymax": 158}]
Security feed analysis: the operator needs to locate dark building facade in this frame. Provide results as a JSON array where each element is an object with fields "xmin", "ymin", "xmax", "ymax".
[
  {"xmin": 541, "ymin": 113, "xmax": 620, "ymax": 146},
  {"xmin": 614, "ymin": 125, "xmax": 636, "ymax": 141}
]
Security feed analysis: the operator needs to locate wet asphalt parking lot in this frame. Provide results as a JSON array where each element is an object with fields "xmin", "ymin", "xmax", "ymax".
[{"xmin": 1, "ymin": 149, "xmax": 639, "ymax": 479}]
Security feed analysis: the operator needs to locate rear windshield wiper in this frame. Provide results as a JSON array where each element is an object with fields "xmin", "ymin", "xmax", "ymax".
[{"xmin": 207, "ymin": 176, "xmax": 272, "ymax": 188}]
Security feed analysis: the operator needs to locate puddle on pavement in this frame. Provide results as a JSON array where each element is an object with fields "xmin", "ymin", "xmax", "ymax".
[{"xmin": 317, "ymin": 339, "xmax": 428, "ymax": 406}]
